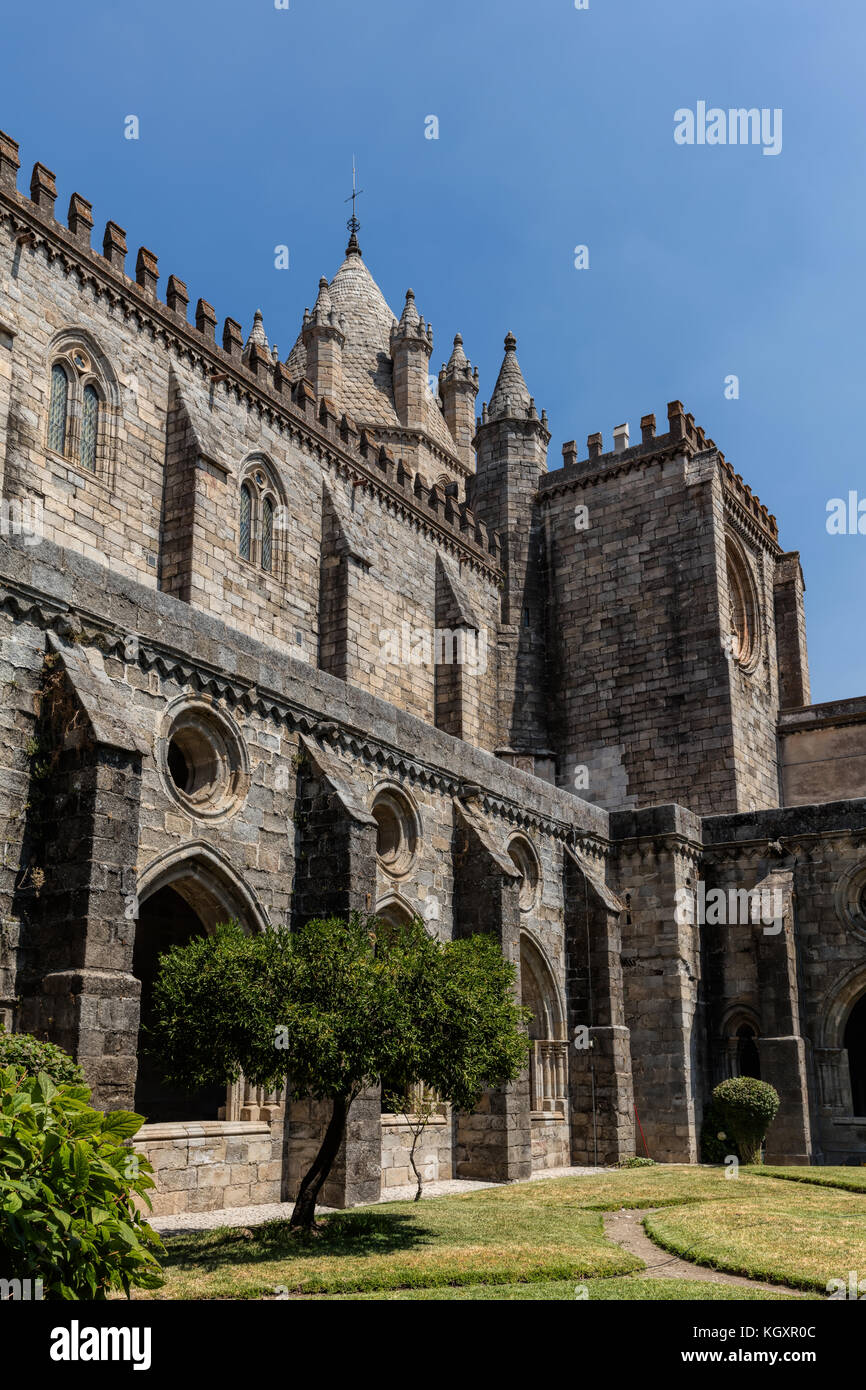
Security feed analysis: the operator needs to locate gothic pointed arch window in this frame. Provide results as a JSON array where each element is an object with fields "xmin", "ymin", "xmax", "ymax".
[
  {"xmin": 45, "ymin": 334, "xmax": 118, "ymax": 479},
  {"xmin": 80, "ymin": 383, "xmax": 100, "ymax": 472},
  {"xmin": 238, "ymin": 457, "xmax": 285, "ymax": 577},
  {"xmin": 261, "ymin": 495, "xmax": 274, "ymax": 573},
  {"xmin": 239, "ymin": 483, "xmax": 253, "ymax": 562},
  {"xmin": 48, "ymin": 362, "xmax": 69, "ymax": 453}
]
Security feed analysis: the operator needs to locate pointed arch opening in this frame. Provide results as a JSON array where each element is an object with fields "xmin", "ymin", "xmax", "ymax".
[
  {"xmin": 844, "ymin": 994, "xmax": 866, "ymax": 1116},
  {"xmin": 238, "ymin": 454, "xmax": 286, "ymax": 578},
  {"xmin": 45, "ymin": 328, "xmax": 120, "ymax": 480},
  {"xmin": 520, "ymin": 932, "xmax": 567, "ymax": 1115},
  {"xmin": 134, "ymin": 847, "xmax": 273, "ymax": 1125}
]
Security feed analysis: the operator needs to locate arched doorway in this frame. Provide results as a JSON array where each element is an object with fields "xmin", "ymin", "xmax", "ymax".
[
  {"xmin": 133, "ymin": 845, "xmax": 270, "ymax": 1125},
  {"xmin": 520, "ymin": 933, "xmax": 566, "ymax": 1114},
  {"xmin": 132, "ymin": 886, "xmax": 226, "ymax": 1123},
  {"xmin": 375, "ymin": 894, "xmax": 424, "ymax": 1114},
  {"xmin": 844, "ymin": 994, "xmax": 866, "ymax": 1116},
  {"xmin": 736, "ymin": 1024, "xmax": 761, "ymax": 1080}
]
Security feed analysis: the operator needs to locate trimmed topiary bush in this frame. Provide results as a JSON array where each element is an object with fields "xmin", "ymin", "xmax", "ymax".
[
  {"xmin": 616, "ymin": 1156, "xmax": 656, "ymax": 1168},
  {"xmin": 711, "ymin": 1076, "xmax": 780, "ymax": 1165},
  {"xmin": 700, "ymin": 1100, "xmax": 740, "ymax": 1164},
  {"xmin": 0, "ymin": 1027, "xmax": 83, "ymax": 1087},
  {"xmin": 0, "ymin": 1065, "xmax": 164, "ymax": 1298}
]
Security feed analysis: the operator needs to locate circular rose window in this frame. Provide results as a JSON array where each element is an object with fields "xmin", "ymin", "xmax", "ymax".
[
  {"xmin": 372, "ymin": 787, "xmax": 419, "ymax": 878},
  {"xmin": 725, "ymin": 537, "xmax": 761, "ymax": 671},
  {"xmin": 835, "ymin": 862, "xmax": 866, "ymax": 945},
  {"xmin": 508, "ymin": 835, "xmax": 540, "ymax": 912},
  {"xmin": 159, "ymin": 699, "xmax": 250, "ymax": 821}
]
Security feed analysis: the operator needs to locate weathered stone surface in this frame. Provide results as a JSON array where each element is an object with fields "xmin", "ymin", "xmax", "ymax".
[{"xmin": 0, "ymin": 146, "xmax": 864, "ymax": 1219}]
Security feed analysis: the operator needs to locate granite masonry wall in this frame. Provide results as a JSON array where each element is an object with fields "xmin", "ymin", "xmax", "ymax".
[{"xmin": 1, "ymin": 129, "xmax": 866, "ymax": 1211}]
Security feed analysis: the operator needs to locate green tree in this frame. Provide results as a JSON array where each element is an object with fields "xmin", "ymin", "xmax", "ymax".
[
  {"xmin": 148, "ymin": 914, "xmax": 530, "ymax": 1230},
  {"xmin": 712, "ymin": 1076, "xmax": 780, "ymax": 1165}
]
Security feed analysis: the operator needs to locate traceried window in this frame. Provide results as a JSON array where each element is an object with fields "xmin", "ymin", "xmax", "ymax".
[
  {"xmin": 239, "ymin": 483, "xmax": 252, "ymax": 562},
  {"xmin": 238, "ymin": 459, "xmax": 283, "ymax": 576},
  {"xmin": 45, "ymin": 340, "xmax": 114, "ymax": 477},
  {"xmin": 48, "ymin": 363, "xmax": 69, "ymax": 453},
  {"xmin": 261, "ymin": 495, "xmax": 274, "ymax": 573},
  {"xmin": 80, "ymin": 384, "xmax": 100, "ymax": 472}
]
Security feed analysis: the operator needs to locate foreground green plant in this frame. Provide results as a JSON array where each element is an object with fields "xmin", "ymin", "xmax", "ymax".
[
  {"xmin": 712, "ymin": 1076, "xmax": 779, "ymax": 1165},
  {"xmin": 0, "ymin": 1026, "xmax": 83, "ymax": 1086},
  {"xmin": 0, "ymin": 1065, "xmax": 163, "ymax": 1299}
]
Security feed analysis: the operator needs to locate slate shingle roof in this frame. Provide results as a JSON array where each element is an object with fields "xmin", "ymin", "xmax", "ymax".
[{"xmin": 286, "ymin": 243, "xmax": 458, "ymax": 457}]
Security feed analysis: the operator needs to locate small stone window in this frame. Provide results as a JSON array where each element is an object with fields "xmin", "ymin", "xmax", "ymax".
[
  {"xmin": 508, "ymin": 834, "xmax": 540, "ymax": 912},
  {"xmin": 372, "ymin": 786, "xmax": 419, "ymax": 878},
  {"xmin": 160, "ymin": 700, "xmax": 250, "ymax": 821}
]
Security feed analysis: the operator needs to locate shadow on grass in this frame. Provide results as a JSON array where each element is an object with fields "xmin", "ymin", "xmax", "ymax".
[{"xmin": 163, "ymin": 1209, "xmax": 432, "ymax": 1273}]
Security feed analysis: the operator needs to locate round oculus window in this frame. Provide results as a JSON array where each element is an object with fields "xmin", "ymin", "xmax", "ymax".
[
  {"xmin": 160, "ymin": 701, "xmax": 250, "ymax": 820},
  {"xmin": 372, "ymin": 788, "xmax": 419, "ymax": 877},
  {"xmin": 508, "ymin": 836, "xmax": 540, "ymax": 912}
]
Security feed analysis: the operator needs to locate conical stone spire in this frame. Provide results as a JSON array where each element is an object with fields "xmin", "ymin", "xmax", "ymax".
[
  {"xmin": 487, "ymin": 331, "xmax": 532, "ymax": 420},
  {"xmin": 446, "ymin": 332, "xmax": 468, "ymax": 371},
  {"xmin": 243, "ymin": 308, "xmax": 269, "ymax": 357},
  {"xmin": 312, "ymin": 276, "xmax": 333, "ymax": 324},
  {"xmin": 397, "ymin": 288, "xmax": 420, "ymax": 333}
]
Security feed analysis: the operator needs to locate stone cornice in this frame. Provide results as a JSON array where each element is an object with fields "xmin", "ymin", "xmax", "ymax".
[{"xmin": 0, "ymin": 561, "xmax": 602, "ymax": 847}]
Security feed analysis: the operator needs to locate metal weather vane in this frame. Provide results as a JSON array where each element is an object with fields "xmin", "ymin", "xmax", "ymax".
[{"xmin": 345, "ymin": 156, "xmax": 364, "ymax": 237}]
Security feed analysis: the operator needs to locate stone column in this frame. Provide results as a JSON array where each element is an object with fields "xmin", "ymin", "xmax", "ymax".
[
  {"xmin": 451, "ymin": 795, "xmax": 531, "ymax": 1182},
  {"xmin": 611, "ymin": 807, "xmax": 704, "ymax": 1162},
  {"xmin": 754, "ymin": 869, "xmax": 814, "ymax": 1164},
  {"xmin": 564, "ymin": 843, "xmax": 635, "ymax": 1164},
  {"xmin": 15, "ymin": 637, "xmax": 146, "ymax": 1111}
]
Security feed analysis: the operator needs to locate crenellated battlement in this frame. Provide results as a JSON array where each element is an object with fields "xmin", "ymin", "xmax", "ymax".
[
  {"xmin": 0, "ymin": 130, "xmax": 502, "ymax": 572},
  {"xmin": 548, "ymin": 398, "xmax": 779, "ymax": 542}
]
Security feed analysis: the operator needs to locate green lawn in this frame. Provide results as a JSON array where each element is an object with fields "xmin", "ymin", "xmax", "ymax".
[
  {"xmin": 747, "ymin": 1164, "xmax": 866, "ymax": 1194},
  {"xmin": 322, "ymin": 1277, "xmax": 820, "ymax": 1301},
  {"xmin": 133, "ymin": 1165, "xmax": 864, "ymax": 1301}
]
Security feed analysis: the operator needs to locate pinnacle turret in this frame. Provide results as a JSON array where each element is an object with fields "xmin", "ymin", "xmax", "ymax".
[
  {"xmin": 438, "ymin": 333, "xmax": 479, "ymax": 471},
  {"xmin": 486, "ymin": 331, "xmax": 533, "ymax": 421},
  {"xmin": 243, "ymin": 309, "xmax": 269, "ymax": 359}
]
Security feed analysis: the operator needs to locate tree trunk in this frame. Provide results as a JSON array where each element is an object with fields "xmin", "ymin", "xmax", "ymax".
[
  {"xmin": 289, "ymin": 1094, "xmax": 349, "ymax": 1230},
  {"xmin": 409, "ymin": 1124, "xmax": 423, "ymax": 1201}
]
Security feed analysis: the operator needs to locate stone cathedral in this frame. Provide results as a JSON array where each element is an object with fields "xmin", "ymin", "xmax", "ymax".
[{"xmin": 1, "ymin": 130, "xmax": 865, "ymax": 1217}]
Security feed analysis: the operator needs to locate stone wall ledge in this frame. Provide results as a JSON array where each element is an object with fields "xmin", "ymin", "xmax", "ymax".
[
  {"xmin": 137, "ymin": 1121, "xmax": 271, "ymax": 1141},
  {"xmin": 380, "ymin": 1114, "xmax": 448, "ymax": 1129},
  {"xmin": 778, "ymin": 697, "xmax": 866, "ymax": 733},
  {"xmin": 0, "ymin": 531, "xmax": 608, "ymax": 841}
]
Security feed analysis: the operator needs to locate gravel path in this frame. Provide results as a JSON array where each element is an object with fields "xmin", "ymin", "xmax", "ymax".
[
  {"xmin": 150, "ymin": 1165, "xmax": 605, "ymax": 1236},
  {"xmin": 603, "ymin": 1208, "xmax": 810, "ymax": 1296}
]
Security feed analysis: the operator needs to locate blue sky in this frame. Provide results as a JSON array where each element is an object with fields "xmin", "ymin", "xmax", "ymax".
[{"xmin": 3, "ymin": 0, "xmax": 864, "ymax": 700}]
